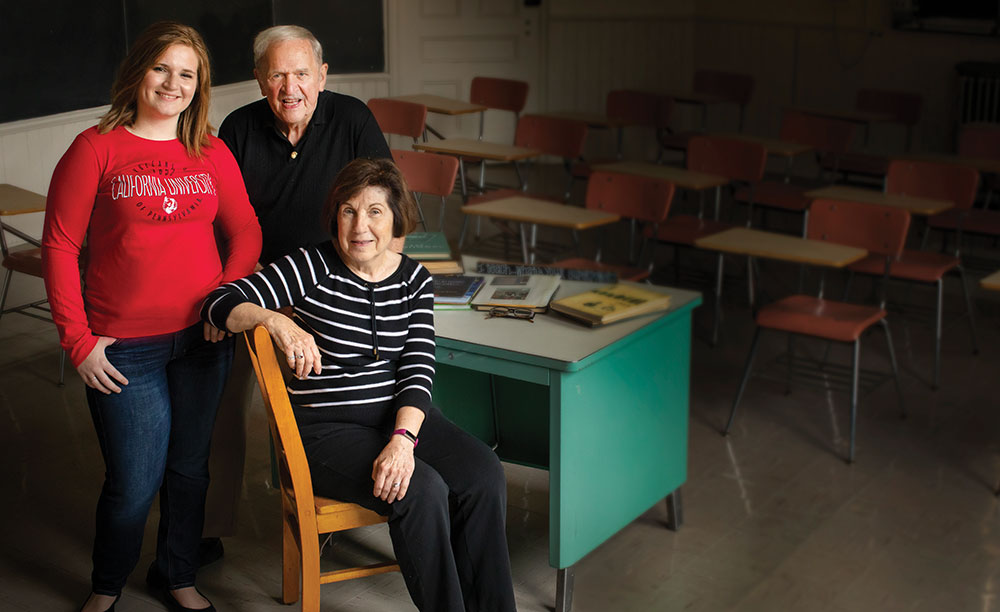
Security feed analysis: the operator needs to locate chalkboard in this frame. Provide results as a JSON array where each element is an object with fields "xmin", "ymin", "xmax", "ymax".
[{"xmin": 0, "ymin": 1, "xmax": 385, "ymax": 124}]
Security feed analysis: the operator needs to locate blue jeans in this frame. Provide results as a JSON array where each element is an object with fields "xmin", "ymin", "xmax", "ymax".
[{"xmin": 86, "ymin": 323, "xmax": 233, "ymax": 595}]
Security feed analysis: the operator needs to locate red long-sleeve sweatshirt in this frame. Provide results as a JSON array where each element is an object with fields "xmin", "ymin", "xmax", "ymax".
[{"xmin": 42, "ymin": 126, "xmax": 262, "ymax": 367}]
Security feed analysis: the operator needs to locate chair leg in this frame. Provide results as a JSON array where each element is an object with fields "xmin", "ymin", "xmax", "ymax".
[
  {"xmin": 847, "ymin": 339, "xmax": 860, "ymax": 464},
  {"xmin": 932, "ymin": 278, "xmax": 943, "ymax": 390},
  {"xmin": 724, "ymin": 327, "xmax": 761, "ymax": 435},
  {"xmin": 282, "ymin": 515, "xmax": 301, "ymax": 604},
  {"xmin": 957, "ymin": 266, "xmax": 979, "ymax": 356},
  {"xmin": 300, "ymin": 526, "xmax": 322, "ymax": 612},
  {"xmin": 0, "ymin": 268, "xmax": 13, "ymax": 318},
  {"xmin": 665, "ymin": 487, "xmax": 683, "ymax": 531},
  {"xmin": 711, "ymin": 253, "xmax": 725, "ymax": 347},
  {"xmin": 438, "ymin": 196, "xmax": 448, "ymax": 232},
  {"xmin": 880, "ymin": 319, "xmax": 905, "ymax": 419}
]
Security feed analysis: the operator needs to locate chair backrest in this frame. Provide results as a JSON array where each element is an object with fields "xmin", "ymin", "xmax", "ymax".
[
  {"xmin": 470, "ymin": 76, "xmax": 529, "ymax": 114},
  {"xmin": 686, "ymin": 135, "xmax": 767, "ymax": 183},
  {"xmin": 585, "ymin": 170, "xmax": 676, "ymax": 225},
  {"xmin": 513, "ymin": 114, "xmax": 588, "ymax": 160},
  {"xmin": 693, "ymin": 70, "xmax": 755, "ymax": 106},
  {"xmin": 957, "ymin": 123, "xmax": 1000, "ymax": 159},
  {"xmin": 807, "ymin": 199, "xmax": 911, "ymax": 259},
  {"xmin": 886, "ymin": 159, "xmax": 979, "ymax": 212},
  {"xmin": 657, "ymin": 95, "xmax": 674, "ymax": 129},
  {"xmin": 855, "ymin": 89, "xmax": 923, "ymax": 126},
  {"xmin": 392, "ymin": 149, "xmax": 459, "ymax": 198},
  {"xmin": 367, "ymin": 98, "xmax": 427, "ymax": 141},
  {"xmin": 244, "ymin": 326, "xmax": 317, "ymax": 525},
  {"xmin": 606, "ymin": 90, "xmax": 660, "ymax": 127},
  {"xmin": 779, "ymin": 109, "xmax": 856, "ymax": 154}
]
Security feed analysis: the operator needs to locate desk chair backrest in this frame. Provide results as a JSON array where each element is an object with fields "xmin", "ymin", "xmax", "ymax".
[
  {"xmin": 886, "ymin": 159, "xmax": 979, "ymax": 213},
  {"xmin": 367, "ymin": 98, "xmax": 427, "ymax": 142},
  {"xmin": 586, "ymin": 170, "xmax": 676, "ymax": 225},
  {"xmin": 780, "ymin": 110, "xmax": 856, "ymax": 154},
  {"xmin": 244, "ymin": 325, "xmax": 398, "ymax": 606},
  {"xmin": 392, "ymin": 149, "xmax": 459, "ymax": 230},
  {"xmin": 807, "ymin": 199, "xmax": 910, "ymax": 260},
  {"xmin": 470, "ymin": 76, "xmax": 529, "ymax": 114},
  {"xmin": 686, "ymin": 135, "xmax": 767, "ymax": 183},
  {"xmin": 855, "ymin": 89, "xmax": 923, "ymax": 127},
  {"xmin": 514, "ymin": 114, "xmax": 588, "ymax": 160},
  {"xmin": 693, "ymin": 70, "xmax": 755, "ymax": 107},
  {"xmin": 957, "ymin": 123, "xmax": 1000, "ymax": 159},
  {"xmin": 606, "ymin": 90, "xmax": 660, "ymax": 127}
]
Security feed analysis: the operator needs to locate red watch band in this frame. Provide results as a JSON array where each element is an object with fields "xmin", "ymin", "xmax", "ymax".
[{"xmin": 392, "ymin": 428, "xmax": 419, "ymax": 448}]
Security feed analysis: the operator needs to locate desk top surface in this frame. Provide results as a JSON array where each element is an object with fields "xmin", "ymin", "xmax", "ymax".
[
  {"xmin": 982, "ymin": 270, "xmax": 1000, "ymax": 291},
  {"xmin": 786, "ymin": 106, "xmax": 896, "ymax": 125},
  {"xmin": 592, "ymin": 161, "xmax": 729, "ymax": 190},
  {"xmin": 460, "ymin": 196, "xmax": 619, "ymax": 229},
  {"xmin": 695, "ymin": 227, "xmax": 867, "ymax": 267},
  {"xmin": 388, "ymin": 94, "xmax": 487, "ymax": 115},
  {"xmin": 710, "ymin": 132, "xmax": 813, "ymax": 158},
  {"xmin": 804, "ymin": 185, "xmax": 953, "ymax": 216},
  {"xmin": 435, "ymin": 257, "xmax": 702, "ymax": 368},
  {"xmin": 895, "ymin": 152, "xmax": 1000, "ymax": 175},
  {"xmin": 414, "ymin": 138, "xmax": 541, "ymax": 161},
  {"xmin": 0, "ymin": 184, "xmax": 46, "ymax": 216}
]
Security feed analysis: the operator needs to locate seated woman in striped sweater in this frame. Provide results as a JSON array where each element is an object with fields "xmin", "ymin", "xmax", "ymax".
[{"xmin": 200, "ymin": 158, "xmax": 516, "ymax": 612}]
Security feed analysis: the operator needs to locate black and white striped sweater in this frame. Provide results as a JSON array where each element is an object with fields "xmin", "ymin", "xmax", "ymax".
[{"xmin": 201, "ymin": 241, "xmax": 435, "ymax": 426}]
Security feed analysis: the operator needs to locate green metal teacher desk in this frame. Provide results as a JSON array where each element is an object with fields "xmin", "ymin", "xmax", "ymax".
[{"xmin": 431, "ymin": 269, "xmax": 702, "ymax": 611}]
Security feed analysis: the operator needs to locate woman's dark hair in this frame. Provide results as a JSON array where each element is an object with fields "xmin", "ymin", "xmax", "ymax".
[
  {"xmin": 323, "ymin": 158, "xmax": 419, "ymax": 239},
  {"xmin": 98, "ymin": 21, "xmax": 213, "ymax": 157}
]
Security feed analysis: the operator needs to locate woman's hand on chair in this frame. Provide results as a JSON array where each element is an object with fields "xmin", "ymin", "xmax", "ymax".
[
  {"xmin": 264, "ymin": 313, "xmax": 322, "ymax": 379},
  {"xmin": 77, "ymin": 336, "xmax": 128, "ymax": 394},
  {"xmin": 372, "ymin": 438, "xmax": 415, "ymax": 504}
]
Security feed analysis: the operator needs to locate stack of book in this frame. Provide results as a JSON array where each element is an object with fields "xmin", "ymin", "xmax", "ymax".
[
  {"xmin": 551, "ymin": 283, "xmax": 671, "ymax": 326},
  {"xmin": 402, "ymin": 231, "xmax": 462, "ymax": 275}
]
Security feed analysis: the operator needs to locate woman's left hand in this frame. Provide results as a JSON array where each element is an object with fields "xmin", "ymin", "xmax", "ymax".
[{"xmin": 372, "ymin": 437, "xmax": 416, "ymax": 503}]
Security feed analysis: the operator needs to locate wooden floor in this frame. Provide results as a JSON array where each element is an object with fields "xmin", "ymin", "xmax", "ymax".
[{"xmin": 2, "ymin": 162, "xmax": 1000, "ymax": 611}]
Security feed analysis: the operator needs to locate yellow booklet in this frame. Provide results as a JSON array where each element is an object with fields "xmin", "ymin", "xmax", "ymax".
[{"xmin": 551, "ymin": 283, "xmax": 671, "ymax": 326}]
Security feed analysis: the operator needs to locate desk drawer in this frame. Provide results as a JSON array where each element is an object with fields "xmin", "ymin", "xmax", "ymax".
[{"xmin": 437, "ymin": 348, "xmax": 550, "ymax": 386}]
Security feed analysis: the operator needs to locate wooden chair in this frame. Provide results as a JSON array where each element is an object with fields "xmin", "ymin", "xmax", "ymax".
[
  {"xmin": 846, "ymin": 159, "xmax": 979, "ymax": 389},
  {"xmin": 734, "ymin": 109, "xmax": 858, "ymax": 235},
  {"xmin": 725, "ymin": 199, "xmax": 911, "ymax": 463},
  {"xmin": 392, "ymin": 149, "xmax": 459, "ymax": 231},
  {"xmin": 244, "ymin": 325, "xmax": 399, "ymax": 611},
  {"xmin": 651, "ymin": 135, "xmax": 767, "ymax": 344},
  {"xmin": 367, "ymin": 98, "xmax": 428, "ymax": 143},
  {"xmin": 551, "ymin": 170, "xmax": 676, "ymax": 282}
]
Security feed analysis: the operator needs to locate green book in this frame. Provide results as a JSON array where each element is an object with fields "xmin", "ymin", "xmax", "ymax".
[{"xmin": 402, "ymin": 232, "xmax": 451, "ymax": 260}]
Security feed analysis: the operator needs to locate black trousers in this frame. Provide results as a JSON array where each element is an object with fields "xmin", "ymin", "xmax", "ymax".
[{"xmin": 302, "ymin": 405, "xmax": 517, "ymax": 612}]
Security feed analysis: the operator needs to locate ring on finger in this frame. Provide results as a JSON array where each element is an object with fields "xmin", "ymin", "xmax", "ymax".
[{"xmin": 295, "ymin": 354, "xmax": 304, "ymax": 359}]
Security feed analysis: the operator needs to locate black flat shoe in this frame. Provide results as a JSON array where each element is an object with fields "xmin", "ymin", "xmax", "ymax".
[
  {"xmin": 158, "ymin": 588, "xmax": 216, "ymax": 612},
  {"xmin": 77, "ymin": 593, "xmax": 120, "ymax": 612}
]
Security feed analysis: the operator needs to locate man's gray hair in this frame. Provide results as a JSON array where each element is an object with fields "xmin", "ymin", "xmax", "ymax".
[{"xmin": 253, "ymin": 25, "xmax": 324, "ymax": 73}]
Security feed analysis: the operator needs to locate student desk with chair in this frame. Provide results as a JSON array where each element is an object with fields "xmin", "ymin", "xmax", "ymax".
[
  {"xmin": 803, "ymin": 185, "xmax": 954, "ymax": 216},
  {"xmin": 457, "ymin": 194, "xmax": 620, "ymax": 263},
  {"xmin": 387, "ymin": 94, "xmax": 488, "ymax": 139},
  {"xmin": 412, "ymin": 138, "xmax": 541, "ymax": 201},
  {"xmin": 432, "ymin": 260, "xmax": 702, "ymax": 612}
]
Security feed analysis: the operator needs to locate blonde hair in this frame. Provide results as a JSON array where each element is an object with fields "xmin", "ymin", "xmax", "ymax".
[{"xmin": 98, "ymin": 21, "xmax": 213, "ymax": 157}]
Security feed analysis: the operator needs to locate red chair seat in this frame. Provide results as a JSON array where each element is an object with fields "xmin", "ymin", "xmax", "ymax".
[
  {"xmin": 2, "ymin": 247, "xmax": 43, "ymax": 277},
  {"xmin": 928, "ymin": 208, "xmax": 1000, "ymax": 237},
  {"xmin": 756, "ymin": 295, "xmax": 887, "ymax": 343},
  {"xmin": 550, "ymin": 257, "xmax": 650, "ymax": 282},
  {"xmin": 649, "ymin": 214, "xmax": 734, "ymax": 246},
  {"xmin": 848, "ymin": 250, "xmax": 958, "ymax": 283},
  {"xmin": 735, "ymin": 181, "xmax": 810, "ymax": 212}
]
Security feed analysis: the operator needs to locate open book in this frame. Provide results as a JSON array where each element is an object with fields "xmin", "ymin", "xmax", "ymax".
[
  {"xmin": 551, "ymin": 283, "xmax": 671, "ymax": 326},
  {"xmin": 470, "ymin": 275, "xmax": 561, "ymax": 313}
]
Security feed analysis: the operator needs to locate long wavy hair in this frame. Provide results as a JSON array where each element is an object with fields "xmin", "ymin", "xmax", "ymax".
[{"xmin": 98, "ymin": 21, "xmax": 213, "ymax": 157}]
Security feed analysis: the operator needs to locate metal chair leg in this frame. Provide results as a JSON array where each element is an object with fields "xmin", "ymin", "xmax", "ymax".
[
  {"xmin": 724, "ymin": 327, "xmax": 761, "ymax": 435},
  {"xmin": 933, "ymin": 278, "xmax": 943, "ymax": 390},
  {"xmin": 957, "ymin": 265, "xmax": 979, "ymax": 356},
  {"xmin": 665, "ymin": 487, "xmax": 683, "ymax": 531},
  {"xmin": 880, "ymin": 319, "xmax": 905, "ymax": 419},
  {"xmin": 711, "ymin": 253, "xmax": 724, "ymax": 347},
  {"xmin": 847, "ymin": 339, "xmax": 860, "ymax": 464},
  {"xmin": 555, "ymin": 567, "xmax": 574, "ymax": 612}
]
